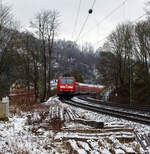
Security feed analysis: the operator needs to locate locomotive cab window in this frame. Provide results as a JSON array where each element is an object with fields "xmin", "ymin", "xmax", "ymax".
[
  {"xmin": 60, "ymin": 79, "xmax": 67, "ymax": 84},
  {"xmin": 67, "ymin": 79, "xmax": 73, "ymax": 84},
  {"xmin": 60, "ymin": 78, "xmax": 73, "ymax": 84}
]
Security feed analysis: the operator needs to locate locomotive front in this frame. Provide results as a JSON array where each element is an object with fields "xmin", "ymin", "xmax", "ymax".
[{"xmin": 57, "ymin": 77, "xmax": 75, "ymax": 98}]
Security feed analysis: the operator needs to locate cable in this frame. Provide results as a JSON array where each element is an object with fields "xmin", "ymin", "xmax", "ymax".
[
  {"xmin": 133, "ymin": 13, "xmax": 146, "ymax": 22},
  {"xmin": 94, "ymin": 36, "xmax": 108, "ymax": 46},
  {"xmin": 78, "ymin": 0, "xmax": 128, "ymax": 42},
  {"xmin": 71, "ymin": 0, "xmax": 82, "ymax": 40},
  {"xmin": 75, "ymin": 0, "xmax": 96, "ymax": 42},
  {"xmin": 75, "ymin": 14, "xmax": 90, "ymax": 42},
  {"xmin": 94, "ymin": 13, "xmax": 146, "ymax": 47},
  {"xmin": 91, "ymin": 0, "xmax": 96, "ymax": 9}
]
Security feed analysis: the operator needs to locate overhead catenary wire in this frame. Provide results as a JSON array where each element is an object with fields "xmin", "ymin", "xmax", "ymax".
[
  {"xmin": 133, "ymin": 13, "xmax": 146, "ymax": 22},
  {"xmin": 75, "ymin": 0, "xmax": 96, "ymax": 42},
  {"xmin": 71, "ymin": 0, "xmax": 82, "ymax": 40},
  {"xmin": 94, "ymin": 13, "xmax": 146, "ymax": 47},
  {"xmin": 78, "ymin": 0, "xmax": 128, "ymax": 42}
]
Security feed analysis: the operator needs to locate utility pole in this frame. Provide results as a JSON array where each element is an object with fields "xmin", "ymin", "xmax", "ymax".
[
  {"xmin": 129, "ymin": 64, "xmax": 133, "ymax": 106},
  {"xmin": 0, "ymin": 0, "xmax": 2, "ymax": 10},
  {"xmin": 0, "ymin": 0, "xmax": 2, "ymax": 24},
  {"xmin": 38, "ymin": 22, "xmax": 43, "ymax": 102},
  {"xmin": 0, "ymin": 0, "xmax": 2, "ymax": 32},
  {"xmin": 129, "ymin": 51, "xmax": 133, "ymax": 106}
]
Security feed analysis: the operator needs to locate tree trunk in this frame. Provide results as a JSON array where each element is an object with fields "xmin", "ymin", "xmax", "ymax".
[
  {"xmin": 42, "ymin": 39, "xmax": 47, "ymax": 101},
  {"xmin": 47, "ymin": 31, "xmax": 54, "ymax": 97}
]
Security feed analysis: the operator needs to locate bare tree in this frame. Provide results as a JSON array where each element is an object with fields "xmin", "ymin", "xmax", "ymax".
[
  {"xmin": 97, "ymin": 51, "xmax": 115, "ymax": 85},
  {"xmin": 0, "ymin": 2, "xmax": 20, "ymax": 97},
  {"xmin": 19, "ymin": 32, "xmax": 40, "ymax": 100},
  {"xmin": 108, "ymin": 23, "xmax": 134, "ymax": 89},
  {"xmin": 0, "ymin": 3, "xmax": 13, "ymax": 28},
  {"xmin": 0, "ymin": 2, "xmax": 19, "ymax": 69},
  {"xmin": 145, "ymin": 1, "xmax": 150, "ymax": 19},
  {"xmin": 31, "ymin": 9, "xmax": 60, "ymax": 101},
  {"xmin": 134, "ymin": 20, "xmax": 150, "ymax": 84},
  {"xmin": 46, "ymin": 10, "xmax": 60, "ymax": 97},
  {"xmin": 30, "ymin": 11, "xmax": 47, "ymax": 101}
]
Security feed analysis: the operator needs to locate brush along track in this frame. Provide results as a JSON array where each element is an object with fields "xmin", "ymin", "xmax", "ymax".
[{"xmin": 62, "ymin": 97, "xmax": 150, "ymax": 126}]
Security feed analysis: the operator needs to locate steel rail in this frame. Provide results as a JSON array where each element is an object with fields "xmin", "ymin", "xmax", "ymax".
[
  {"xmin": 79, "ymin": 96, "xmax": 150, "ymax": 114},
  {"xmin": 63, "ymin": 98, "xmax": 150, "ymax": 126}
]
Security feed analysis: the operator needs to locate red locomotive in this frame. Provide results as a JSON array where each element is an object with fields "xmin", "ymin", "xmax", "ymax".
[
  {"xmin": 57, "ymin": 76, "xmax": 104, "ymax": 98},
  {"xmin": 57, "ymin": 77, "xmax": 76, "ymax": 98}
]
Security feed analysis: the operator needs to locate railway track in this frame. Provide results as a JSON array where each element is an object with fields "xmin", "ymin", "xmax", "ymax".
[
  {"xmin": 61, "ymin": 97, "xmax": 150, "ymax": 126},
  {"xmin": 60, "ymin": 96, "xmax": 150, "ymax": 152},
  {"xmin": 79, "ymin": 95, "xmax": 150, "ymax": 114}
]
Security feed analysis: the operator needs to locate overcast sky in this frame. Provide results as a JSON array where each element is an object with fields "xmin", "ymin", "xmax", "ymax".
[{"xmin": 4, "ymin": 0, "xmax": 148, "ymax": 49}]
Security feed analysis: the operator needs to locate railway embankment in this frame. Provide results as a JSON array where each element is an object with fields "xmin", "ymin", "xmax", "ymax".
[{"xmin": 0, "ymin": 96, "xmax": 149, "ymax": 153}]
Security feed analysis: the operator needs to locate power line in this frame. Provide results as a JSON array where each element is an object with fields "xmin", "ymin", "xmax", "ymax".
[
  {"xmin": 94, "ymin": 36, "xmax": 108, "ymax": 45},
  {"xmin": 133, "ymin": 13, "xmax": 146, "ymax": 22},
  {"xmin": 78, "ymin": 0, "xmax": 128, "ymax": 41},
  {"xmin": 75, "ymin": 0, "xmax": 96, "ymax": 42},
  {"xmin": 75, "ymin": 14, "xmax": 90, "ymax": 42},
  {"xmin": 91, "ymin": 0, "xmax": 96, "ymax": 9},
  {"xmin": 71, "ymin": 0, "xmax": 82, "ymax": 40},
  {"xmin": 94, "ymin": 13, "xmax": 146, "ymax": 47}
]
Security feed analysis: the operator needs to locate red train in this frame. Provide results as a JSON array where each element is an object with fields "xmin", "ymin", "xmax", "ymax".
[
  {"xmin": 57, "ymin": 76, "xmax": 104, "ymax": 98},
  {"xmin": 57, "ymin": 77, "xmax": 76, "ymax": 98}
]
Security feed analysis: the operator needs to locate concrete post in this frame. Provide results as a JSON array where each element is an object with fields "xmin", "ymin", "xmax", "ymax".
[{"xmin": 0, "ymin": 96, "xmax": 9, "ymax": 118}]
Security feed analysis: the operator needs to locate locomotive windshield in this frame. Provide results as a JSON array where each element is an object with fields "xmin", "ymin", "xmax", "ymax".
[{"xmin": 60, "ymin": 78, "xmax": 73, "ymax": 84}]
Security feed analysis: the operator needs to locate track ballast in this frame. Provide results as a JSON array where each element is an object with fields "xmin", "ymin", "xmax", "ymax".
[{"xmin": 62, "ymin": 96, "xmax": 150, "ymax": 126}]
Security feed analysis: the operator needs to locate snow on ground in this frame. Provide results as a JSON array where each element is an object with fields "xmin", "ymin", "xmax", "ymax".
[{"xmin": 0, "ymin": 96, "xmax": 149, "ymax": 153}]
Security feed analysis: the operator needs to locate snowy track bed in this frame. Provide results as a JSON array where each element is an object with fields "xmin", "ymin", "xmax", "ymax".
[
  {"xmin": 83, "ymin": 96, "xmax": 150, "ymax": 115},
  {"xmin": 71, "ymin": 97, "xmax": 150, "ymax": 126},
  {"xmin": 0, "ymin": 96, "xmax": 149, "ymax": 153}
]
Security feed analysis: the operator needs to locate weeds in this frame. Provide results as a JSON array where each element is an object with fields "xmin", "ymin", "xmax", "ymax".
[
  {"xmin": 26, "ymin": 111, "xmax": 64, "ymax": 133},
  {"xmin": 1, "ymin": 138, "xmax": 30, "ymax": 154}
]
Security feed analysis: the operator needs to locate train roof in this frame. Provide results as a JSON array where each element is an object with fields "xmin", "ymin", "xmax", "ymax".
[{"xmin": 58, "ymin": 77, "xmax": 75, "ymax": 79}]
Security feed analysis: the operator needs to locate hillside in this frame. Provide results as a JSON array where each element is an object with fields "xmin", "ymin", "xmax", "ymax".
[{"xmin": 52, "ymin": 40, "xmax": 99, "ymax": 83}]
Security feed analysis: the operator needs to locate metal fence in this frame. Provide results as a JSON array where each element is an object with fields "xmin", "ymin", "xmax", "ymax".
[{"xmin": 9, "ymin": 89, "xmax": 36, "ymax": 105}]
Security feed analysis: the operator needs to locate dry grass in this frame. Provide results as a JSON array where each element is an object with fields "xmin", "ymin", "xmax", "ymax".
[
  {"xmin": 10, "ymin": 103, "xmax": 42, "ymax": 116},
  {"xmin": 27, "ymin": 113, "xmax": 65, "ymax": 133},
  {"xmin": 24, "ymin": 103, "xmax": 65, "ymax": 133}
]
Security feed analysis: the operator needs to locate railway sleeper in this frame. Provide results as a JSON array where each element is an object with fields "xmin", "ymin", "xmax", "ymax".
[{"xmin": 75, "ymin": 119, "xmax": 104, "ymax": 129}]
